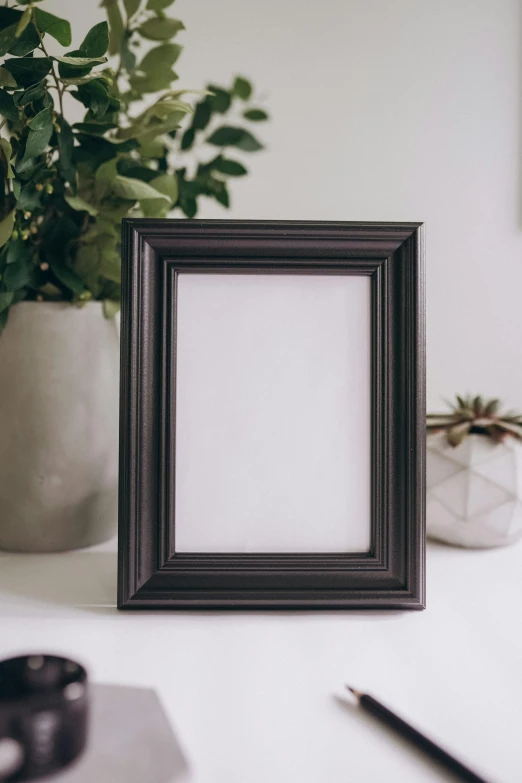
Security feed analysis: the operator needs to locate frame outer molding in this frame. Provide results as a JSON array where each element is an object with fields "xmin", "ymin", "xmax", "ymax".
[{"xmin": 118, "ymin": 220, "xmax": 425, "ymax": 610}]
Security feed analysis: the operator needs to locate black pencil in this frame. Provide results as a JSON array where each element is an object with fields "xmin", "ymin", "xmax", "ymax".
[{"xmin": 346, "ymin": 686, "xmax": 491, "ymax": 783}]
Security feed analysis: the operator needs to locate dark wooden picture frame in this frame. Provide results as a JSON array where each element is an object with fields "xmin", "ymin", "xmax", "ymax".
[{"xmin": 118, "ymin": 220, "xmax": 425, "ymax": 610}]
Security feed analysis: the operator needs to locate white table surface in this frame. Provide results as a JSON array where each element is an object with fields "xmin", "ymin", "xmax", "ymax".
[{"xmin": 0, "ymin": 537, "xmax": 521, "ymax": 783}]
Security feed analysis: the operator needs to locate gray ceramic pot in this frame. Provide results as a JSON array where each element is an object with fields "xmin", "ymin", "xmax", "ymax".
[{"xmin": 0, "ymin": 301, "xmax": 119, "ymax": 551}]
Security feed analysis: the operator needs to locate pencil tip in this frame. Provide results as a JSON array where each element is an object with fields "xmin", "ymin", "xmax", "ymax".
[{"xmin": 345, "ymin": 685, "xmax": 362, "ymax": 700}]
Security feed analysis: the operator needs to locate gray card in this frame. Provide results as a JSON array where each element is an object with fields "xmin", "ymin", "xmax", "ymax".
[{"xmin": 52, "ymin": 684, "xmax": 188, "ymax": 783}]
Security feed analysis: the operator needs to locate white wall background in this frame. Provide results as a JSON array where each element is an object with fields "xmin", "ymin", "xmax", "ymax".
[{"xmin": 45, "ymin": 0, "xmax": 522, "ymax": 410}]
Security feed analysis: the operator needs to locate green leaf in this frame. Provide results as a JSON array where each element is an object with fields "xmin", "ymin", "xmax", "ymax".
[
  {"xmin": 138, "ymin": 18, "xmax": 185, "ymax": 41},
  {"xmin": 0, "ymin": 291, "xmax": 14, "ymax": 312},
  {"xmin": 0, "ymin": 89, "xmax": 18, "ymax": 122},
  {"xmin": 498, "ymin": 420, "xmax": 522, "ymax": 439},
  {"xmin": 112, "ymin": 175, "xmax": 171, "ymax": 202},
  {"xmin": 138, "ymin": 112, "xmax": 187, "ymax": 142},
  {"xmin": 232, "ymin": 76, "xmax": 252, "ymax": 100},
  {"xmin": 27, "ymin": 106, "xmax": 52, "ymax": 131},
  {"xmin": 204, "ymin": 126, "xmax": 243, "ymax": 147},
  {"xmin": 103, "ymin": 299, "xmax": 120, "ymax": 318},
  {"xmin": 107, "ymin": 95, "xmax": 121, "ymax": 113},
  {"xmin": 3, "ymin": 259, "xmax": 32, "ymax": 291},
  {"xmin": 0, "ymin": 139, "xmax": 14, "ymax": 178},
  {"xmin": 118, "ymin": 162, "xmax": 157, "ymax": 182},
  {"xmin": 191, "ymin": 99, "xmax": 211, "ymax": 131},
  {"xmin": 235, "ymin": 130, "xmax": 263, "ymax": 152},
  {"xmin": 180, "ymin": 128, "xmax": 195, "ymax": 150},
  {"xmin": 0, "ymin": 210, "xmax": 15, "ymax": 248},
  {"xmin": 138, "ymin": 139, "xmax": 165, "ymax": 158},
  {"xmin": 473, "ymin": 395, "xmax": 484, "ymax": 415},
  {"xmin": 54, "ymin": 55, "xmax": 108, "ymax": 66},
  {"xmin": 139, "ymin": 42, "xmax": 182, "ymax": 72},
  {"xmin": 60, "ymin": 74, "xmax": 109, "ymax": 86},
  {"xmin": 129, "ymin": 68, "xmax": 178, "ymax": 93},
  {"xmin": 0, "ymin": 8, "xmax": 21, "ymax": 57},
  {"xmin": 119, "ymin": 99, "xmax": 190, "ymax": 141},
  {"xmin": 149, "ymin": 173, "xmax": 178, "ymax": 203},
  {"xmin": 17, "ymin": 183, "xmax": 42, "ymax": 211},
  {"xmin": 140, "ymin": 198, "xmax": 169, "ymax": 218},
  {"xmin": 94, "ymin": 157, "xmax": 119, "ymax": 199},
  {"xmin": 0, "ymin": 26, "xmax": 18, "ymax": 58},
  {"xmin": 80, "ymin": 21, "xmax": 109, "ymax": 58},
  {"xmin": 78, "ymin": 134, "xmax": 138, "ymax": 169},
  {"xmin": 15, "ymin": 8, "xmax": 32, "ymax": 39},
  {"xmin": 65, "ymin": 194, "xmax": 98, "ymax": 216},
  {"xmin": 23, "ymin": 121, "xmax": 53, "ymax": 162},
  {"xmin": 243, "ymin": 108, "xmax": 268, "ymax": 121},
  {"xmin": 214, "ymin": 183, "xmax": 229, "ymax": 207},
  {"xmin": 3, "ymin": 57, "xmax": 52, "ymax": 88},
  {"xmin": 207, "ymin": 126, "xmax": 263, "ymax": 151},
  {"xmin": 57, "ymin": 117, "xmax": 75, "ymax": 186},
  {"xmin": 76, "ymin": 79, "xmax": 110, "ymax": 119},
  {"xmin": 0, "ymin": 7, "xmax": 21, "ymax": 31},
  {"xmin": 98, "ymin": 243, "xmax": 121, "ymax": 282},
  {"xmin": 212, "ymin": 158, "xmax": 247, "ymax": 176},
  {"xmin": 0, "ymin": 67, "xmax": 16, "ymax": 88},
  {"xmin": 38, "ymin": 283, "xmax": 62, "ymax": 298},
  {"xmin": 16, "ymin": 81, "xmax": 46, "ymax": 106},
  {"xmin": 147, "ymin": 0, "xmax": 175, "ymax": 10},
  {"xmin": 206, "ymin": 127, "xmax": 243, "ymax": 146},
  {"xmin": 101, "ymin": 0, "xmax": 124, "ymax": 56},
  {"xmin": 208, "ymin": 85, "xmax": 231, "ymax": 114},
  {"xmin": 33, "ymin": 9, "xmax": 71, "ymax": 47},
  {"xmin": 124, "ymin": 0, "xmax": 142, "ymax": 19},
  {"xmin": 57, "ymin": 49, "xmax": 97, "ymax": 79},
  {"xmin": 179, "ymin": 194, "xmax": 196, "ymax": 218},
  {"xmin": 6, "ymin": 238, "xmax": 30, "ymax": 265},
  {"xmin": 73, "ymin": 121, "xmax": 117, "ymax": 134},
  {"xmin": 51, "ymin": 263, "xmax": 85, "ymax": 294},
  {"xmin": 73, "ymin": 241, "xmax": 102, "ymax": 296},
  {"xmin": 42, "ymin": 91, "xmax": 54, "ymax": 110},
  {"xmin": 7, "ymin": 23, "xmax": 39, "ymax": 57},
  {"xmin": 484, "ymin": 398, "xmax": 500, "ymax": 416},
  {"xmin": 447, "ymin": 421, "xmax": 471, "ymax": 447}
]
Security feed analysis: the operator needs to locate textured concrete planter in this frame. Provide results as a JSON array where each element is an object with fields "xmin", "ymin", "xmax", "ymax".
[
  {"xmin": 0, "ymin": 301, "xmax": 120, "ymax": 552},
  {"xmin": 427, "ymin": 432, "xmax": 522, "ymax": 548}
]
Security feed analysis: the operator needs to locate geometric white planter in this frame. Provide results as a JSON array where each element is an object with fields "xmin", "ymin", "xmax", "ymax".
[
  {"xmin": 427, "ymin": 432, "xmax": 522, "ymax": 548},
  {"xmin": 0, "ymin": 301, "xmax": 120, "ymax": 552}
]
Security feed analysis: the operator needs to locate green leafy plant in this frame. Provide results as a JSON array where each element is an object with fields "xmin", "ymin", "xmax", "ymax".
[
  {"xmin": 427, "ymin": 395, "xmax": 522, "ymax": 447},
  {"xmin": 0, "ymin": 0, "xmax": 268, "ymax": 328}
]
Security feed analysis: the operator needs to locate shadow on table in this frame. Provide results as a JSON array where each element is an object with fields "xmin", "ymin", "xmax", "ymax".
[
  {"xmin": 0, "ymin": 551, "xmax": 117, "ymax": 610},
  {"xmin": 0, "ymin": 546, "xmax": 424, "ymax": 620}
]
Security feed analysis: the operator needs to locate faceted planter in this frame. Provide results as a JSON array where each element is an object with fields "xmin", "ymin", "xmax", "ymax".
[
  {"xmin": 0, "ymin": 301, "xmax": 120, "ymax": 552},
  {"xmin": 427, "ymin": 432, "xmax": 522, "ymax": 548}
]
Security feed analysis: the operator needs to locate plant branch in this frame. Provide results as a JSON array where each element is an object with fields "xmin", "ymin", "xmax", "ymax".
[
  {"xmin": 112, "ymin": 22, "xmax": 130, "ymax": 100},
  {"xmin": 32, "ymin": 12, "xmax": 64, "ymax": 116}
]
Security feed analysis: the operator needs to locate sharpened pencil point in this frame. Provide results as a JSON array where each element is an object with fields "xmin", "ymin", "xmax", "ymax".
[{"xmin": 345, "ymin": 685, "xmax": 362, "ymax": 700}]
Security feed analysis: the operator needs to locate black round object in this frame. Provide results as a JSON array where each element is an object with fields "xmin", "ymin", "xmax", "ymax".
[{"xmin": 0, "ymin": 655, "xmax": 88, "ymax": 781}]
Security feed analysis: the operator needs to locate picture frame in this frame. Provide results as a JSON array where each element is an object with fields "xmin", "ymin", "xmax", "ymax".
[{"xmin": 118, "ymin": 220, "xmax": 425, "ymax": 610}]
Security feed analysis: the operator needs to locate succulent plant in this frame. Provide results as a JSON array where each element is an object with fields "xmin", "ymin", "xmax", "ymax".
[{"xmin": 427, "ymin": 395, "xmax": 522, "ymax": 447}]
